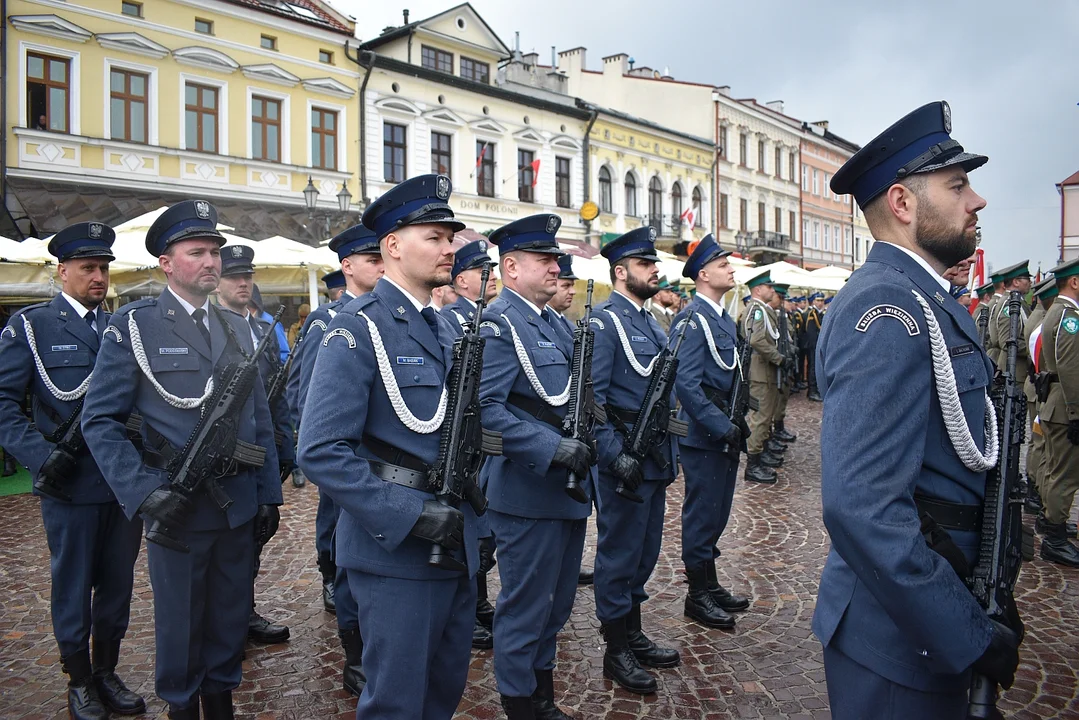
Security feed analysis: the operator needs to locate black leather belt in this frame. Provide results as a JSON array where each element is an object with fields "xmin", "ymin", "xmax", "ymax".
[
  {"xmin": 914, "ymin": 494, "xmax": 982, "ymax": 533},
  {"xmin": 607, "ymin": 405, "xmax": 637, "ymax": 426},
  {"xmin": 508, "ymin": 392, "xmax": 563, "ymax": 430},
  {"xmin": 363, "ymin": 435, "xmax": 439, "ymax": 494},
  {"xmin": 703, "ymin": 386, "xmax": 731, "ymax": 415}
]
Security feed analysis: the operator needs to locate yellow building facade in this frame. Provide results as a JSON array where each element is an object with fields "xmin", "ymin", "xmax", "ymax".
[{"xmin": 3, "ymin": 0, "xmax": 358, "ymax": 242}]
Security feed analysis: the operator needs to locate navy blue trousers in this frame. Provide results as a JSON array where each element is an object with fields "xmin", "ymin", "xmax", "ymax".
[
  {"xmin": 594, "ymin": 474, "xmax": 666, "ymax": 623},
  {"xmin": 348, "ymin": 569, "xmax": 475, "ymax": 719},
  {"xmin": 823, "ymin": 643, "xmax": 969, "ymax": 720},
  {"xmin": 146, "ymin": 521, "xmax": 254, "ymax": 709},
  {"xmin": 39, "ymin": 499, "xmax": 142, "ymax": 657},
  {"xmin": 679, "ymin": 447, "xmax": 739, "ymax": 567},
  {"xmin": 488, "ymin": 511, "xmax": 585, "ymax": 697},
  {"xmin": 316, "ymin": 487, "xmax": 336, "ymax": 555},
  {"xmin": 319, "ymin": 487, "xmax": 358, "ymax": 632}
]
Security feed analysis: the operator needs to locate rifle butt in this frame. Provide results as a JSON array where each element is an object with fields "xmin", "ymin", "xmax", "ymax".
[
  {"xmin": 564, "ymin": 472, "xmax": 589, "ymax": 504},
  {"xmin": 966, "ymin": 672, "xmax": 997, "ymax": 719},
  {"xmin": 614, "ymin": 480, "xmax": 644, "ymax": 504},
  {"xmin": 145, "ymin": 518, "xmax": 191, "ymax": 554},
  {"xmin": 33, "ymin": 475, "xmax": 71, "ymax": 503}
]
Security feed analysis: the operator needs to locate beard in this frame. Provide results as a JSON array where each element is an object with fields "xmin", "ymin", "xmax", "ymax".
[
  {"xmin": 914, "ymin": 198, "xmax": 978, "ymax": 268},
  {"xmin": 625, "ymin": 272, "xmax": 659, "ymax": 301}
]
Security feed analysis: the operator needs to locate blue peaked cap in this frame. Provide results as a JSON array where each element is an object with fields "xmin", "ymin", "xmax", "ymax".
[
  {"xmin": 682, "ymin": 233, "xmax": 731, "ymax": 280},
  {"xmin": 48, "ymin": 221, "xmax": 116, "ymax": 261},
  {"xmin": 322, "ymin": 270, "xmax": 345, "ymax": 289},
  {"xmin": 146, "ymin": 200, "xmax": 226, "ymax": 256},
  {"xmin": 361, "ymin": 174, "xmax": 465, "ymax": 240},
  {"xmin": 557, "ymin": 254, "xmax": 578, "ymax": 280},
  {"xmin": 601, "ymin": 226, "xmax": 660, "ymax": 265},
  {"xmin": 452, "ymin": 239, "xmax": 495, "ymax": 277},
  {"xmin": 489, "ymin": 214, "xmax": 564, "ymax": 256},
  {"xmin": 220, "ymin": 244, "xmax": 255, "ymax": 276},
  {"xmin": 328, "ymin": 224, "xmax": 380, "ymax": 261}
]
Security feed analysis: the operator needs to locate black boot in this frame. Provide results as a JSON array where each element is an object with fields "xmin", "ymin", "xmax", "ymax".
[
  {"xmin": 758, "ymin": 450, "xmax": 784, "ymax": 469},
  {"xmin": 577, "ymin": 569, "xmax": 594, "ymax": 585},
  {"xmin": 91, "ymin": 637, "xmax": 146, "ymax": 715},
  {"xmin": 501, "ymin": 694, "xmax": 536, "ymax": 720},
  {"xmin": 248, "ymin": 609, "xmax": 290, "ymax": 644},
  {"xmin": 773, "ymin": 420, "xmax": 797, "ymax": 443},
  {"xmin": 683, "ymin": 564, "xmax": 736, "ymax": 630},
  {"xmin": 169, "ymin": 703, "xmax": 200, "ymax": 720},
  {"xmin": 764, "ymin": 438, "xmax": 787, "ymax": 454},
  {"xmin": 2, "ymin": 453, "xmax": 16, "ymax": 476},
  {"xmin": 625, "ymin": 604, "xmax": 679, "ymax": 668},
  {"xmin": 339, "ymin": 628, "xmax": 366, "ymax": 697},
  {"xmin": 291, "ymin": 466, "xmax": 306, "ymax": 488},
  {"xmin": 62, "ymin": 649, "xmax": 108, "ymax": 720},
  {"xmin": 744, "ymin": 455, "xmax": 777, "ymax": 484},
  {"xmin": 476, "ymin": 572, "xmax": 495, "ymax": 629},
  {"xmin": 531, "ymin": 669, "xmax": 572, "ymax": 720},
  {"xmin": 317, "ymin": 552, "xmax": 336, "ymax": 613},
  {"xmin": 1041, "ymin": 522, "xmax": 1079, "ymax": 567},
  {"xmin": 704, "ymin": 563, "xmax": 750, "ymax": 612},
  {"xmin": 201, "ymin": 691, "xmax": 234, "ymax": 720},
  {"xmin": 600, "ymin": 616, "xmax": 657, "ymax": 694},
  {"xmin": 1035, "ymin": 511, "xmax": 1077, "ymax": 537},
  {"xmin": 472, "ymin": 620, "xmax": 494, "ymax": 649}
]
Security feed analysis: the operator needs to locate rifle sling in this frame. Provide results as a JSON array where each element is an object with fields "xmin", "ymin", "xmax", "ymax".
[
  {"xmin": 362, "ymin": 434, "xmax": 440, "ymax": 494},
  {"xmin": 606, "ymin": 404, "xmax": 689, "ymax": 438},
  {"xmin": 139, "ymin": 420, "xmax": 264, "ymax": 476},
  {"xmin": 913, "ymin": 493, "xmax": 982, "ymax": 532},
  {"xmin": 508, "ymin": 392, "xmax": 563, "ymax": 430}
]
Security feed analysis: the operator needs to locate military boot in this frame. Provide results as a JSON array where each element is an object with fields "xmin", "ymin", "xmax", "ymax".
[
  {"xmin": 705, "ymin": 562, "xmax": 750, "ymax": 612},
  {"xmin": 501, "ymin": 694, "xmax": 537, "ymax": 720},
  {"xmin": 759, "ymin": 449, "xmax": 784, "ymax": 468},
  {"xmin": 600, "ymin": 616, "xmax": 657, "ymax": 694},
  {"xmin": 1041, "ymin": 522, "xmax": 1079, "ymax": 567},
  {"xmin": 476, "ymin": 571, "xmax": 495, "ymax": 629},
  {"xmin": 339, "ymin": 628, "xmax": 366, "ymax": 696},
  {"xmin": 625, "ymin": 604, "xmax": 680, "ymax": 668},
  {"xmin": 472, "ymin": 620, "xmax": 494, "ymax": 649},
  {"xmin": 248, "ymin": 609, "xmax": 290, "ymax": 644},
  {"xmin": 291, "ymin": 465, "xmax": 306, "ymax": 488},
  {"xmin": 201, "ymin": 691, "xmax": 234, "ymax": 720},
  {"xmin": 317, "ymin": 551, "xmax": 336, "ymax": 613},
  {"xmin": 168, "ymin": 704, "xmax": 200, "ymax": 720},
  {"xmin": 806, "ymin": 388, "xmax": 822, "ymax": 402},
  {"xmin": 744, "ymin": 455, "xmax": 777, "ymax": 484},
  {"xmin": 91, "ymin": 637, "xmax": 146, "ymax": 715},
  {"xmin": 764, "ymin": 438, "xmax": 787, "ymax": 455},
  {"xmin": 531, "ymin": 669, "xmax": 572, "ymax": 720},
  {"xmin": 62, "ymin": 649, "xmax": 108, "ymax": 720},
  {"xmin": 577, "ymin": 568, "xmax": 594, "ymax": 585},
  {"xmin": 773, "ymin": 420, "xmax": 797, "ymax": 443},
  {"xmin": 683, "ymin": 564, "xmax": 736, "ymax": 630},
  {"xmin": 1036, "ymin": 511, "xmax": 1077, "ymax": 537},
  {"xmin": 2, "ymin": 452, "xmax": 16, "ymax": 476}
]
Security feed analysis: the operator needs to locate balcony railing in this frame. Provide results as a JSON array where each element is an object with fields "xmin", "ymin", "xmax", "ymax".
[
  {"xmin": 736, "ymin": 230, "xmax": 791, "ymax": 253},
  {"xmin": 642, "ymin": 214, "xmax": 684, "ymax": 238}
]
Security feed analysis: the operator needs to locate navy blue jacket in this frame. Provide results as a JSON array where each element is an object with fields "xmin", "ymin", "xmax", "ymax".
[
  {"xmin": 673, "ymin": 296, "xmax": 738, "ymax": 450},
  {"xmin": 439, "ymin": 296, "xmax": 480, "ymax": 335},
  {"xmin": 286, "ymin": 291, "xmax": 356, "ymax": 428}
]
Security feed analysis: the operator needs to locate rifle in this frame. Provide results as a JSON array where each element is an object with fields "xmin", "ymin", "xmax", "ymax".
[
  {"xmin": 145, "ymin": 307, "xmax": 284, "ymax": 553},
  {"xmin": 726, "ymin": 327, "xmax": 755, "ymax": 454},
  {"xmin": 976, "ymin": 304, "xmax": 991, "ymax": 349},
  {"xmin": 777, "ymin": 306, "xmax": 796, "ymax": 386},
  {"xmin": 34, "ymin": 398, "xmax": 86, "ymax": 502},
  {"xmin": 613, "ymin": 318, "xmax": 691, "ymax": 503},
  {"xmin": 428, "ymin": 265, "xmax": 498, "ymax": 571},
  {"xmin": 967, "ymin": 290, "xmax": 1027, "ymax": 719},
  {"xmin": 561, "ymin": 280, "xmax": 602, "ymax": 504},
  {"xmin": 265, "ymin": 349, "xmax": 292, "ymax": 409}
]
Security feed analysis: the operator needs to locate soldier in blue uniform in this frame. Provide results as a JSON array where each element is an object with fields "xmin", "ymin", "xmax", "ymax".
[
  {"xmin": 323, "ymin": 269, "xmax": 347, "ymax": 302},
  {"xmin": 815, "ymin": 102, "xmax": 1020, "ymax": 718},
  {"xmin": 547, "ymin": 254, "xmax": 578, "ymax": 337},
  {"xmin": 215, "ymin": 244, "xmax": 292, "ymax": 646},
  {"xmin": 590, "ymin": 227, "xmax": 681, "ymax": 695},
  {"xmin": 440, "ymin": 239, "xmax": 499, "ymax": 650},
  {"xmin": 81, "ymin": 200, "xmax": 282, "ymax": 719},
  {"xmin": 672, "ymin": 233, "xmax": 750, "ymax": 632},
  {"xmin": 288, "ymin": 224, "xmax": 383, "ymax": 695},
  {"xmin": 479, "ymin": 213, "xmax": 593, "ymax": 719},
  {"xmin": 299, "ymin": 174, "xmax": 480, "ymax": 719},
  {"xmin": 0, "ymin": 223, "xmax": 145, "ymax": 720}
]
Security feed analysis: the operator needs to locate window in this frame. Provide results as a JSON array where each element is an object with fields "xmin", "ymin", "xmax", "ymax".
[
  {"xmin": 518, "ymin": 149, "xmax": 535, "ymax": 203},
  {"xmin": 260, "ymin": 35, "xmax": 277, "ymax": 50},
  {"xmin": 789, "ymin": 154, "xmax": 796, "ymax": 182},
  {"xmin": 758, "ymin": 202, "xmax": 766, "ymax": 231},
  {"xmin": 648, "ymin": 177, "xmax": 663, "ymax": 229},
  {"xmin": 195, "ymin": 18, "xmax": 213, "ymax": 34},
  {"xmin": 758, "ymin": 140, "xmax": 765, "ymax": 172},
  {"xmin": 460, "ymin": 57, "xmax": 490, "ymax": 84},
  {"xmin": 789, "ymin": 211, "xmax": 796, "ymax": 244},
  {"xmin": 319, "ymin": 49, "xmax": 334, "ymax": 65},
  {"xmin": 718, "ymin": 126, "xmax": 728, "ymax": 159},
  {"xmin": 775, "ymin": 207, "xmax": 782, "ymax": 234},
  {"xmin": 813, "ymin": 221, "xmax": 820, "ymax": 249},
  {"xmin": 739, "ymin": 199, "xmax": 748, "ymax": 232},
  {"xmin": 738, "ymin": 133, "xmax": 747, "ymax": 166},
  {"xmin": 823, "ymin": 173, "xmax": 830, "ymax": 197},
  {"xmin": 801, "ymin": 165, "xmax": 809, "ymax": 192},
  {"xmin": 719, "ymin": 193, "xmax": 729, "ymax": 228},
  {"xmin": 775, "ymin": 147, "xmax": 782, "ymax": 179},
  {"xmin": 477, "ymin": 141, "xmax": 495, "ymax": 197},
  {"xmin": 26, "ymin": 52, "xmax": 70, "ymax": 132},
  {"xmin": 421, "ymin": 46, "xmax": 453, "ymax": 73},
  {"xmin": 110, "ymin": 69, "xmax": 148, "ymax": 143},
  {"xmin": 671, "ymin": 182, "xmax": 683, "ymax": 224},
  {"xmin": 121, "ymin": 1, "xmax": 142, "ymax": 17},
  {"xmin": 598, "ymin": 166, "xmax": 612, "ymax": 213},
  {"xmin": 251, "ymin": 95, "xmax": 281, "ymax": 162},
  {"xmin": 311, "ymin": 107, "xmax": 337, "ymax": 170},
  {"xmin": 803, "ymin": 219, "xmax": 809, "ymax": 248},
  {"xmin": 555, "ymin": 156, "xmax": 571, "ymax": 208},
  {"xmin": 823, "ymin": 223, "xmax": 831, "ymax": 251},
  {"xmin": 184, "ymin": 83, "xmax": 218, "ymax": 153},
  {"xmin": 624, "ymin": 173, "xmax": 637, "ymax": 216},
  {"xmin": 691, "ymin": 187, "xmax": 703, "ymax": 227},
  {"xmin": 812, "ymin": 169, "xmax": 820, "ymax": 195},
  {"xmin": 430, "ymin": 131, "xmax": 452, "ymax": 178},
  {"xmin": 383, "ymin": 122, "xmax": 406, "ymax": 183}
]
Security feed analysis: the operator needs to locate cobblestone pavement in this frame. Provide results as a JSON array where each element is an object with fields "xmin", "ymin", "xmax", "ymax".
[{"xmin": 2, "ymin": 395, "xmax": 1078, "ymax": 719}]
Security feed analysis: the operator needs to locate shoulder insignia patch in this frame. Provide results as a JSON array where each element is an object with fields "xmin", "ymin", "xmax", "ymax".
[
  {"xmin": 104, "ymin": 326, "xmax": 123, "ymax": 343},
  {"xmin": 323, "ymin": 327, "xmax": 356, "ymax": 348},
  {"xmin": 855, "ymin": 304, "xmax": 921, "ymax": 336},
  {"xmin": 753, "ymin": 309, "xmax": 763, "ymax": 322},
  {"xmin": 166, "ymin": 308, "xmax": 175, "ymax": 316},
  {"xmin": 1, "ymin": 326, "xmax": 15, "ymax": 340},
  {"xmin": 311, "ymin": 319, "xmax": 328, "ymax": 332},
  {"xmin": 479, "ymin": 320, "xmax": 501, "ymax": 336},
  {"xmin": 588, "ymin": 317, "xmax": 605, "ymax": 330},
  {"xmin": 1063, "ymin": 316, "xmax": 1079, "ymax": 335},
  {"xmin": 1002, "ymin": 306, "xmax": 1010, "ymax": 317}
]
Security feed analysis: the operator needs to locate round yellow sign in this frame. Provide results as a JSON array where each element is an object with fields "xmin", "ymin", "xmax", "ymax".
[{"xmin": 580, "ymin": 201, "xmax": 599, "ymax": 221}]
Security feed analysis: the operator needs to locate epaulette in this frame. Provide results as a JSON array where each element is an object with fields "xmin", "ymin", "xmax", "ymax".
[
  {"xmin": 351, "ymin": 293, "xmax": 378, "ymax": 313},
  {"xmin": 13, "ymin": 301, "xmax": 52, "ymax": 318},
  {"xmin": 111, "ymin": 297, "xmax": 156, "ymax": 317}
]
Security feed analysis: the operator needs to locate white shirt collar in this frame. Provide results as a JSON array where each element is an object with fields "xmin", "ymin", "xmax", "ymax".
[
  {"xmin": 506, "ymin": 287, "xmax": 544, "ymax": 316},
  {"xmin": 697, "ymin": 292, "xmax": 726, "ymax": 318},
  {"xmin": 382, "ymin": 276, "xmax": 428, "ymax": 312},
  {"xmin": 343, "ymin": 289, "xmax": 357, "ymax": 300},
  {"xmin": 614, "ymin": 290, "xmax": 645, "ymax": 312},
  {"xmin": 61, "ymin": 292, "xmax": 96, "ymax": 320},
  {"xmin": 461, "ymin": 296, "xmax": 478, "ymax": 310},
  {"xmin": 889, "ymin": 243, "xmax": 950, "ymax": 291},
  {"xmin": 166, "ymin": 287, "xmax": 210, "ymax": 319},
  {"xmin": 548, "ymin": 307, "xmax": 565, "ymax": 320}
]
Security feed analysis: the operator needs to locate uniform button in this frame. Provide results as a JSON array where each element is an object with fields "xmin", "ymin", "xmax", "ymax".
[
  {"xmin": 174, "ymin": 362, "xmax": 180, "ymax": 368},
  {"xmin": 528, "ymin": 462, "xmax": 536, "ymax": 469},
  {"xmin": 970, "ymin": 376, "xmax": 975, "ymax": 385},
  {"xmin": 414, "ymin": 375, "xmax": 420, "ymax": 382},
  {"xmin": 64, "ymin": 359, "xmax": 70, "ymax": 365}
]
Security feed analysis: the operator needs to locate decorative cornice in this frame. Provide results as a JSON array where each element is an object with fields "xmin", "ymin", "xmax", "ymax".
[
  {"xmin": 241, "ymin": 63, "xmax": 300, "ymax": 87},
  {"xmin": 172, "ymin": 46, "xmax": 240, "ymax": 73},
  {"xmin": 10, "ymin": 14, "xmax": 92, "ymax": 43},
  {"xmin": 301, "ymin": 76, "xmax": 354, "ymax": 99},
  {"xmin": 96, "ymin": 32, "xmax": 170, "ymax": 59}
]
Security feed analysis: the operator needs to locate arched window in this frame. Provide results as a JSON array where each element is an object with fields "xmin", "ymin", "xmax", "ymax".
[
  {"xmin": 648, "ymin": 176, "xmax": 663, "ymax": 229},
  {"xmin": 691, "ymin": 186, "xmax": 703, "ymax": 227},
  {"xmin": 625, "ymin": 172, "xmax": 638, "ymax": 217},
  {"xmin": 671, "ymin": 182, "xmax": 684, "ymax": 222},
  {"xmin": 598, "ymin": 166, "xmax": 612, "ymax": 213}
]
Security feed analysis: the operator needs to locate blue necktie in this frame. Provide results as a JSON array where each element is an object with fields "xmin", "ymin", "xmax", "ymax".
[
  {"xmin": 420, "ymin": 307, "xmax": 440, "ymax": 342},
  {"xmin": 191, "ymin": 308, "xmax": 211, "ymax": 347}
]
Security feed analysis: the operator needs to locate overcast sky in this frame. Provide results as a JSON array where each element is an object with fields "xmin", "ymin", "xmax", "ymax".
[{"xmin": 338, "ymin": 0, "xmax": 1079, "ymax": 274}]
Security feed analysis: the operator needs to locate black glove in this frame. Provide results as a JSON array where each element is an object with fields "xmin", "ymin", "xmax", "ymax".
[
  {"xmin": 255, "ymin": 504, "xmax": 280, "ymax": 546},
  {"xmin": 39, "ymin": 446, "xmax": 77, "ymax": 484},
  {"xmin": 721, "ymin": 424, "xmax": 742, "ymax": 459},
  {"xmin": 551, "ymin": 437, "xmax": 592, "ymax": 478},
  {"xmin": 478, "ymin": 536, "xmax": 496, "ymax": 574},
  {"xmin": 279, "ymin": 461, "xmax": 294, "ymax": 484},
  {"xmin": 972, "ymin": 620, "xmax": 1020, "ymax": 690},
  {"xmin": 138, "ymin": 487, "xmax": 192, "ymax": 527},
  {"xmin": 609, "ymin": 452, "xmax": 643, "ymax": 491},
  {"xmin": 1068, "ymin": 419, "xmax": 1079, "ymax": 446},
  {"xmin": 410, "ymin": 500, "xmax": 464, "ymax": 551}
]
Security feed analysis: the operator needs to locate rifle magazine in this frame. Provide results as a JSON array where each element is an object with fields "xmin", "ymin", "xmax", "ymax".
[{"xmin": 481, "ymin": 428, "xmax": 503, "ymax": 456}]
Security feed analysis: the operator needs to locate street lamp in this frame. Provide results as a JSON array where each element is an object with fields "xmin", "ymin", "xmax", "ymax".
[
  {"xmin": 336, "ymin": 181, "xmax": 352, "ymax": 213},
  {"xmin": 302, "ymin": 176, "xmax": 353, "ymax": 240}
]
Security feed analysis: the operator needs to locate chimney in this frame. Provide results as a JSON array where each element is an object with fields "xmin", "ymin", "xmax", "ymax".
[
  {"xmin": 813, "ymin": 120, "xmax": 830, "ymax": 130},
  {"xmin": 551, "ymin": 46, "xmax": 556, "ymax": 68},
  {"xmin": 716, "ymin": 85, "xmax": 731, "ymax": 97},
  {"xmin": 513, "ymin": 31, "xmax": 521, "ymax": 61},
  {"xmin": 765, "ymin": 99, "xmax": 785, "ymax": 114},
  {"xmin": 602, "ymin": 53, "xmax": 628, "ymax": 76},
  {"xmin": 403, "ymin": 9, "xmax": 409, "ymax": 24}
]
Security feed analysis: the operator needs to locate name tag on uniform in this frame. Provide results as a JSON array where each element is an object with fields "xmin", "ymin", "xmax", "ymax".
[
  {"xmin": 51, "ymin": 344, "xmax": 78, "ymax": 351},
  {"xmin": 537, "ymin": 341, "xmax": 557, "ymax": 349},
  {"xmin": 159, "ymin": 347, "xmax": 189, "ymax": 355},
  {"xmin": 949, "ymin": 344, "xmax": 974, "ymax": 357},
  {"xmin": 396, "ymin": 356, "xmax": 424, "ymax": 365},
  {"xmin": 631, "ymin": 335, "xmax": 648, "ymax": 343}
]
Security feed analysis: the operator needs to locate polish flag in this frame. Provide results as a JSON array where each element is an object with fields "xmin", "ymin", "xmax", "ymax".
[
  {"xmin": 680, "ymin": 205, "xmax": 696, "ymax": 230},
  {"xmin": 969, "ymin": 248, "xmax": 987, "ymax": 315},
  {"xmin": 1029, "ymin": 324, "xmax": 1043, "ymax": 373},
  {"xmin": 530, "ymin": 159, "xmax": 541, "ymax": 187}
]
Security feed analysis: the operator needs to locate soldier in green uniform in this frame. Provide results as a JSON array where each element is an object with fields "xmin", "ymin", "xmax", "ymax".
[
  {"xmin": 987, "ymin": 261, "xmax": 1031, "ymax": 367},
  {"xmin": 742, "ymin": 271, "xmax": 783, "ymax": 484},
  {"xmin": 1038, "ymin": 258, "xmax": 1079, "ymax": 566},
  {"xmin": 1024, "ymin": 278, "xmax": 1055, "ymax": 515},
  {"xmin": 771, "ymin": 284, "xmax": 798, "ymax": 447},
  {"xmin": 983, "ymin": 269, "xmax": 1010, "ymax": 361},
  {"xmin": 973, "ymin": 281, "xmax": 996, "ymax": 348}
]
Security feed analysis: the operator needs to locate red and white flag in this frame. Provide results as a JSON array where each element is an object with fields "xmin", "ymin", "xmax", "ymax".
[
  {"xmin": 530, "ymin": 158, "xmax": 541, "ymax": 187},
  {"xmin": 969, "ymin": 247, "xmax": 987, "ymax": 315},
  {"xmin": 680, "ymin": 205, "xmax": 696, "ymax": 230}
]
